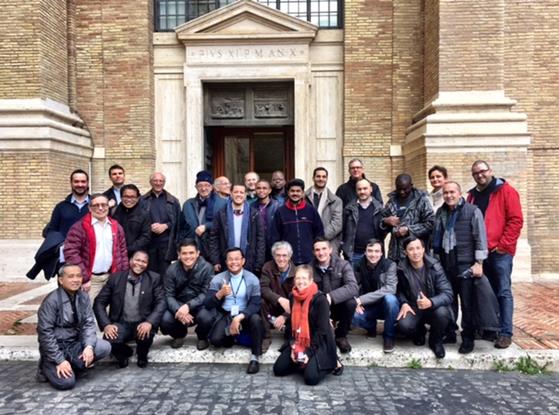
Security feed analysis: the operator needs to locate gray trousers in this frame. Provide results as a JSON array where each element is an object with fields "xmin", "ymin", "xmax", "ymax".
[{"xmin": 41, "ymin": 338, "xmax": 111, "ymax": 390}]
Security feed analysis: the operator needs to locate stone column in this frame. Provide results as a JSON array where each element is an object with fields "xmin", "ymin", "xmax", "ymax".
[{"xmin": 406, "ymin": 0, "xmax": 532, "ymax": 280}]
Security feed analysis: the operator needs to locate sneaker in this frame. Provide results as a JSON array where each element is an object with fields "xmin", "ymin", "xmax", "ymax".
[
  {"xmin": 383, "ymin": 338, "xmax": 395, "ymax": 354},
  {"xmin": 458, "ymin": 338, "xmax": 475, "ymax": 354},
  {"xmin": 170, "ymin": 338, "xmax": 184, "ymax": 349},
  {"xmin": 494, "ymin": 335, "xmax": 512, "ymax": 349},
  {"xmin": 335, "ymin": 337, "xmax": 352, "ymax": 354},
  {"xmin": 196, "ymin": 339, "xmax": 209, "ymax": 351}
]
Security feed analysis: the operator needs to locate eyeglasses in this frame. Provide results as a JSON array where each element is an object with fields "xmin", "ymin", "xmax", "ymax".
[
  {"xmin": 349, "ymin": 165, "xmax": 363, "ymax": 170},
  {"xmin": 91, "ymin": 203, "xmax": 109, "ymax": 209},
  {"xmin": 472, "ymin": 169, "xmax": 490, "ymax": 176}
]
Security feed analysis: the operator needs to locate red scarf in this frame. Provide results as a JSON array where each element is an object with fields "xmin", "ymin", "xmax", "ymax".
[{"xmin": 291, "ymin": 282, "xmax": 318, "ymax": 354}]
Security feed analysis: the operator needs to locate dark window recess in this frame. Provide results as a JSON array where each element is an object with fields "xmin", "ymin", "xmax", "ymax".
[{"xmin": 154, "ymin": 0, "xmax": 343, "ymax": 31}]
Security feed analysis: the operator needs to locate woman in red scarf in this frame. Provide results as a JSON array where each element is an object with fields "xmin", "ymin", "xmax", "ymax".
[{"xmin": 273, "ymin": 264, "xmax": 342, "ymax": 385}]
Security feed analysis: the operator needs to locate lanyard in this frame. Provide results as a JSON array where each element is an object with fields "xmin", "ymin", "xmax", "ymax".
[{"xmin": 229, "ymin": 274, "xmax": 245, "ymax": 304}]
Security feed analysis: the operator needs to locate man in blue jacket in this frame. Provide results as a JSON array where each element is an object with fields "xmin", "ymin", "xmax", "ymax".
[
  {"xmin": 196, "ymin": 248, "xmax": 264, "ymax": 374},
  {"xmin": 182, "ymin": 170, "xmax": 227, "ymax": 260},
  {"xmin": 271, "ymin": 179, "xmax": 324, "ymax": 265}
]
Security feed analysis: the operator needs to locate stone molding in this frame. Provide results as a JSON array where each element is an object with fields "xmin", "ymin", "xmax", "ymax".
[{"xmin": 0, "ymin": 98, "xmax": 92, "ymax": 157}]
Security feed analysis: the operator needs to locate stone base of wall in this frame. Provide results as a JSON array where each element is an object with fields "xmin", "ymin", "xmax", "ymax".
[
  {"xmin": 404, "ymin": 90, "xmax": 532, "ymax": 281},
  {"xmin": 0, "ymin": 98, "xmax": 93, "ymax": 238}
]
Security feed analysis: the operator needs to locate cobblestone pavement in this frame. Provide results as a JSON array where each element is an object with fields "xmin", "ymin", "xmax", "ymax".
[{"xmin": 0, "ymin": 362, "xmax": 558, "ymax": 414}]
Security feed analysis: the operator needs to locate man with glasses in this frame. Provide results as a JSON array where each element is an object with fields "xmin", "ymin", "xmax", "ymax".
[
  {"xmin": 64, "ymin": 194, "xmax": 129, "ymax": 300},
  {"xmin": 467, "ymin": 160, "xmax": 523, "ymax": 349},
  {"xmin": 336, "ymin": 158, "xmax": 383, "ymax": 207},
  {"xmin": 113, "ymin": 184, "xmax": 151, "ymax": 257}
]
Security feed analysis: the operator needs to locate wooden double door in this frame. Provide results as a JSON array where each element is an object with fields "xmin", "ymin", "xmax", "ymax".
[{"xmin": 209, "ymin": 126, "xmax": 294, "ymax": 184}]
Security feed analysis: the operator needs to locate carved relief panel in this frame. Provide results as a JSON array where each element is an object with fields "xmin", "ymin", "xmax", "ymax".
[{"xmin": 204, "ymin": 82, "xmax": 293, "ymax": 126}]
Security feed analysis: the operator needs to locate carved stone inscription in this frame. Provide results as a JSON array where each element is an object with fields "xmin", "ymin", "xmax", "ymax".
[
  {"xmin": 187, "ymin": 45, "xmax": 308, "ymax": 64},
  {"xmin": 210, "ymin": 91, "xmax": 244, "ymax": 119}
]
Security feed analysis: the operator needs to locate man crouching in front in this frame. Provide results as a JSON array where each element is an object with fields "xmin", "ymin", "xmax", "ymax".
[{"xmin": 37, "ymin": 264, "xmax": 111, "ymax": 390}]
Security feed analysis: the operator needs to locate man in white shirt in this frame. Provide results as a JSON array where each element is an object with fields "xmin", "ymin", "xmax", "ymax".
[{"xmin": 64, "ymin": 194, "xmax": 129, "ymax": 300}]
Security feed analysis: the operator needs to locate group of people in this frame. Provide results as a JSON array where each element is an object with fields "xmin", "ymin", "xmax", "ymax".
[{"xmin": 32, "ymin": 158, "xmax": 523, "ymax": 388}]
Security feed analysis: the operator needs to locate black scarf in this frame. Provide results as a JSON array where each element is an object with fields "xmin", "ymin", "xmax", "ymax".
[{"xmin": 358, "ymin": 256, "xmax": 390, "ymax": 294}]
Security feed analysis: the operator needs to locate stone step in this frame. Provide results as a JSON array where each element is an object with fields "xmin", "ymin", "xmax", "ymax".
[{"xmin": 3, "ymin": 334, "xmax": 558, "ymax": 372}]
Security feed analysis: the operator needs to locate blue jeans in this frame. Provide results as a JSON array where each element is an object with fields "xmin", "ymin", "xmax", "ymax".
[
  {"xmin": 484, "ymin": 251, "xmax": 514, "ymax": 337},
  {"xmin": 352, "ymin": 294, "xmax": 399, "ymax": 339}
]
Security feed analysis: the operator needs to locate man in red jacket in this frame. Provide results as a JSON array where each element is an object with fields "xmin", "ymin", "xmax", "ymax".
[
  {"xmin": 64, "ymin": 193, "xmax": 129, "ymax": 300},
  {"xmin": 467, "ymin": 160, "xmax": 523, "ymax": 349}
]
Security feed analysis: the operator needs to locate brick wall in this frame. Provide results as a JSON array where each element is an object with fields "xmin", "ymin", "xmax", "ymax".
[
  {"xmin": 504, "ymin": 1, "xmax": 559, "ymax": 273},
  {"xmin": 0, "ymin": 152, "xmax": 89, "ymax": 238},
  {"xmin": 344, "ymin": 0, "xmax": 424, "ymax": 197},
  {"xmin": 423, "ymin": 0, "xmax": 439, "ymax": 103},
  {"xmin": 0, "ymin": 0, "xmax": 42, "ymax": 99},
  {"xmin": 74, "ymin": 0, "xmax": 155, "ymax": 194}
]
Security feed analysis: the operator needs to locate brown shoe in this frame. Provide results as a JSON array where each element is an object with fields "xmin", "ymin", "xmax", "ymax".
[{"xmin": 495, "ymin": 336, "xmax": 512, "ymax": 349}]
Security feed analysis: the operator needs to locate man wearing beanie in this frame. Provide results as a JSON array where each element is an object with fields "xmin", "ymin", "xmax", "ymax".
[
  {"xmin": 271, "ymin": 179, "xmax": 324, "ymax": 265},
  {"xmin": 182, "ymin": 170, "xmax": 227, "ymax": 260}
]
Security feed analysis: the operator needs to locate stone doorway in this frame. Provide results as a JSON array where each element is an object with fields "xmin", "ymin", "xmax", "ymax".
[
  {"xmin": 207, "ymin": 126, "xmax": 294, "ymax": 184},
  {"xmin": 204, "ymin": 81, "xmax": 294, "ymax": 183}
]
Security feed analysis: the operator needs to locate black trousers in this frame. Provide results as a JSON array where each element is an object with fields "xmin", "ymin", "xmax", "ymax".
[
  {"xmin": 330, "ymin": 298, "xmax": 357, "ymax": 338},
  {"xmin": 196, "ymin": 308, "xmax": 264, "ymax": 356},
  {"xmin": 273, "ymin": 346, "xmax": 330, "ymax": 386},
  {"xmin": 458, "ymin": 278, "xmax": 476, "ymax": 339},
  {"xmin": 148, "ymin": 244, "xmax": 171, "ymax": 277},
  {"xmin": 398, "ymin": 306, "xmax": 452, "ymax": 344},
  {"xmin": 105, "ymin": 322, "xmax": 156, "ymax": 361},
  {"xmin": 41, "ymin": 338, "xmax": 111, "ymax": 390},
  {"xmin": 159, "ymin": 308, "xmax": 202, "ymax": 339}
]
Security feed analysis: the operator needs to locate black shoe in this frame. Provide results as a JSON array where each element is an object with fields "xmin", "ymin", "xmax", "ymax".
[
  {"xmin": 137, "ymin": 358, "xmax": 148, "ymax": 368},
  {"xmin": 117, "ymin": 357, "xmax": 129, "ymax": 369},
  {"xmin": 413, "ymin": 333, "xmax": 426, "ymax": 346},
  {"xmin": 443, "ymin": 333, "xmax": 457, "ymax": 344},
  {"xmin": 196, "ymin": 339, "xmax": 210, "ymax": 351},
  {"xmin": 430, "ymin": 342, "xmax": 446, "ymax": 359},
  {"xmin": 383, "ymin": 338, "xmax": 395, "ymax": 353},
  {"xmin": 246, "ymin": 360, "xmax": 259, "ymax": 374},
  {"xmin": 332, "ymin": 360, "xmax": 344, "ymax": 376},
  {"xmin": 170, "ymin": 338, "xmax": 184, "ymax": 349},
  {"xmin": 335, "ymin": 337, "xmax": 352, "ymax": 354},
  {"xmin": 459, "ymin": 338, "xmax": 475, "ymax": 354}
]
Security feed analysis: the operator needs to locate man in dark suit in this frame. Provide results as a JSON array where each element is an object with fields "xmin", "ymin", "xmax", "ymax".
[{"xmin": 93, "ymin": 250, "xmax": 166, "ymax": 368}]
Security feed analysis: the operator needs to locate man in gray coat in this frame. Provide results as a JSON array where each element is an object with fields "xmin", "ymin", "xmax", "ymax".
[
  {"xmin": 37, "ymin": 264, "xmax": 111, "ymax": 390},
  {"xmin": 352, "ymin": 239, "xmax": 399, "ymax": 353},
  {"xmin": 305, "ymin": 167, "xmax": 343, "ymax": 252}
]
